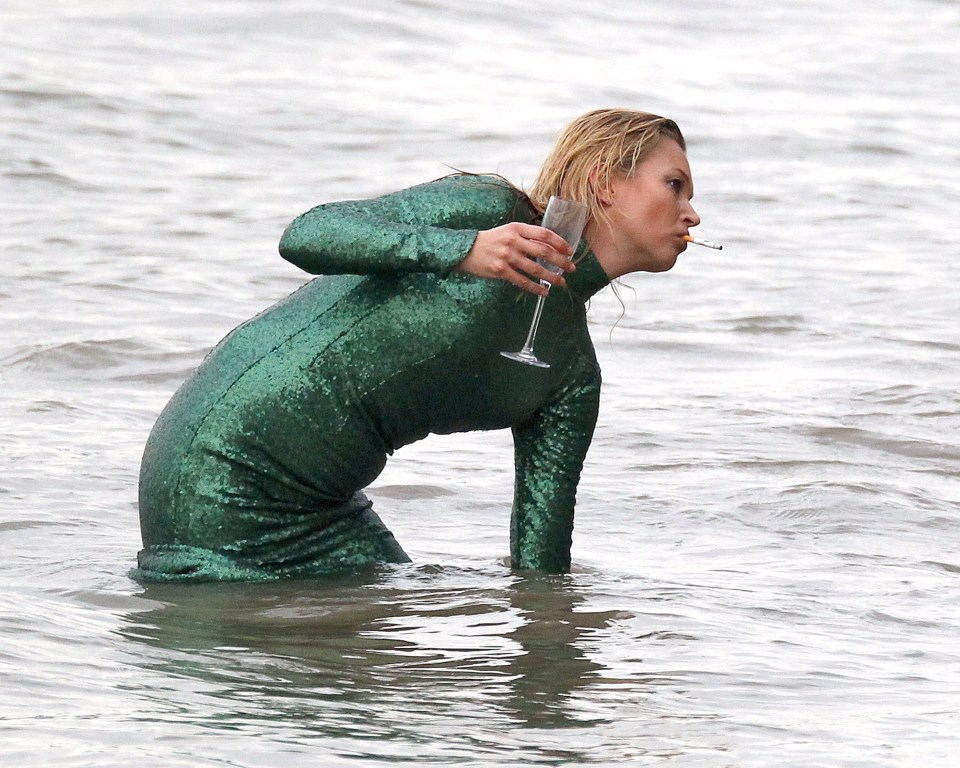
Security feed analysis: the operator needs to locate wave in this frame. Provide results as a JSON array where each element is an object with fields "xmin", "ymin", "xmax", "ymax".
[
  {"xmin": 809, "ymin": 426, "xmax": 960, "ymax": 462},
  {"xmin": 1, "ymin": 338, "xmax": 203, "ymax": 382}
]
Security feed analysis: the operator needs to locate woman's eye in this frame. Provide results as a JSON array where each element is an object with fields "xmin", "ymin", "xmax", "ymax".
[{"xmin": 668, "ymin": 178, "xmax": 684, "ymax": 193}]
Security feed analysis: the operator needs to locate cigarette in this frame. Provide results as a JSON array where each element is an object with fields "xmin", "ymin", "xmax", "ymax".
[{"xmin": 683, "ymin": 235, "xmax": 723, "ymax": 250}]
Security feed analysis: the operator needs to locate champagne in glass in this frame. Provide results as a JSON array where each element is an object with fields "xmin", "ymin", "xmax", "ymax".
[{"xmin": 500, "ymin": 196, "xmax": 589, "ymax": 368}]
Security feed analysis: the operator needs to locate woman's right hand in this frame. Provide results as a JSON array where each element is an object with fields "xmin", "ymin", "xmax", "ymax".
[{"xmin": 454, "ymin": 223, "xmax": 577, "ymax": 296}]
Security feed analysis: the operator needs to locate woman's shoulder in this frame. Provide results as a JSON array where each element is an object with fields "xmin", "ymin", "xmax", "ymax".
[
  {"xmin": 411, "ymin": 173, "xmax": 536, "ymax": 222},
  {"xmin": 428, "ymin": 172, "xmax": 520, "ymax": 192},
  {"xmin": 412, "ymin": 172, "xmax": 521, "ymax": 198}
]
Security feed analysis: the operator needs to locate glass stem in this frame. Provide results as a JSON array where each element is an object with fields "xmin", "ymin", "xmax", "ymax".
[{"xmin": 521, "ymin": 282, "xmax": 550, "ymax": 352}]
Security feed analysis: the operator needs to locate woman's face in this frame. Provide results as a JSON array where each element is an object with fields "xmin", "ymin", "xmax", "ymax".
[{"xmin": 602, "ymin": 137, "xmax": 700, "ymax": 274}]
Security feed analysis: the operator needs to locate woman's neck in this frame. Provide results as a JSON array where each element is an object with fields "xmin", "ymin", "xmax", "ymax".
[{"xmin": 585, "ymin": 220, "xmax": 629, "ymax": 280}]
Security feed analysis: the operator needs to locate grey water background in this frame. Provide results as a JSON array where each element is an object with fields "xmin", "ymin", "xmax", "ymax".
[{"xmin": 1, "ymin": 0, "xmax": 958, "ymax": 765}]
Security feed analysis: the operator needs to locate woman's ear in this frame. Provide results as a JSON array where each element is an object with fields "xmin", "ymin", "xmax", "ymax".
[{"xmin": 589, "ymin": 165, "xmax": 614, "ymax": 207}]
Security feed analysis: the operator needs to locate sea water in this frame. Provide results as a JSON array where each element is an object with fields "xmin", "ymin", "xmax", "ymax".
[{"xmin": 1, "ymin": 1, "xmax": 958, "ymax": 765}]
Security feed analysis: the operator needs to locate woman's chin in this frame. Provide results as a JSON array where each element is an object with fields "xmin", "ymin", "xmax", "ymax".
[{"xmin": 645, "ymin": 253, "xmax": 679, "ymax": 273}]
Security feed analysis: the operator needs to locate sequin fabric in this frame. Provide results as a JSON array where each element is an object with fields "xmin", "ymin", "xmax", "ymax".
[{"xmin": 133, "ymin": 175, "xmax": 611, "ymax": 582}]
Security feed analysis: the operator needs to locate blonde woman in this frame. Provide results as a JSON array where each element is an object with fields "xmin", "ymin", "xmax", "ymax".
[{"xmin": 134, "ymin": 109, "xmax": 701, "ymax": 582}]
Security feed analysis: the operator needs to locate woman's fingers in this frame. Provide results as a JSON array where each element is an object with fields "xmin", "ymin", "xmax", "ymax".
[
  {"xmin": 456, "ymin": 223, "xmax": 578, "ymax": 295},
  {"xmin": 511, "ymin": 223, "xmax": 578, "ymax": 274}
]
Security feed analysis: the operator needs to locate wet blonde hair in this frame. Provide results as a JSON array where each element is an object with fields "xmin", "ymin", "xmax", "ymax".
[{"xmin": 528, "ymin": 108, "xmax": 686, "ymax": 228}]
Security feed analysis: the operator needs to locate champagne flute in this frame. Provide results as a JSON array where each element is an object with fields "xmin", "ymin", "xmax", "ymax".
[{"xmin": 500, "ymin": 196, "xmax": 588, "ymax": 368}]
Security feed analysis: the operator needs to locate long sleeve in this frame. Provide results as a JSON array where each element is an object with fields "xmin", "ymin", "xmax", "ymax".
[
  {"xmin": 278, "ymin": 174, "xmax": 534, "ymax": 277},
  {"xmin": 510, "ymin": 360, "xmax": 602, "ymax": 573}
]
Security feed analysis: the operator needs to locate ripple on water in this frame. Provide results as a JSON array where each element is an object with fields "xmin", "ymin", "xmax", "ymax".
[
  {"xmin": 809, "ymin": 425, "xmax": 960, "ymax": 462},
  {"xmin": 3, "ymin": 158, "xmax": 103, "ymax": 192},
  {"xmin": 728, "ymin": 313, "xmax": 807, "ymax": 335},
  {"xmin": 1, "ymin": 338, "xmax": 202, "ymax": 383},
  {"xmin": 921, "ymin": 560, "xmax": 960, "ymax": 574}
]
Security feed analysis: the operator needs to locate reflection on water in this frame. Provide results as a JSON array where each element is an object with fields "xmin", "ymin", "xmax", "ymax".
[{"xmin": 119, "ymin": 566, "xmax": 633, "ymax": 760}]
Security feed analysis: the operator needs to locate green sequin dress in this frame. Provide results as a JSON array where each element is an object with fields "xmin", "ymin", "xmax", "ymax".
[{"xmin": 133, "ymin": 174, "xmax": 611, "ymax": 582}]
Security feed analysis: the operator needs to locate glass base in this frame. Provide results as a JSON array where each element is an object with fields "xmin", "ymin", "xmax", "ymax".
[{"xmin": 500, "ymin": 349, "xmax": 550, "ymax": 369}]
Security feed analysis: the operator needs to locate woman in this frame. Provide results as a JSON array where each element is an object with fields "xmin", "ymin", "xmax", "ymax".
[{"xmin": 133, "ymin": 109, "xmax": 701, "ymax": 582}]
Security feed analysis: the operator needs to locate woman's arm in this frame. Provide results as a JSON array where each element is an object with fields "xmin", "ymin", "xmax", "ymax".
[
  {"xmin": 279, "ymin": 175, "xmax": 529, "ymax": 276},
  {"xmin": 510, "ymin": 364, "xmax": 602, "ymax": 573},
  {"xmin": 279, "ymin": 174, "xmax": 577, "ymax": 293}
]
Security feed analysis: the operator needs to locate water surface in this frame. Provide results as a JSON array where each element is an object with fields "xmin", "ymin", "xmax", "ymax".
[{"xmin": 1, "ymin": 1, "xmax": 958, "ymax": 765}]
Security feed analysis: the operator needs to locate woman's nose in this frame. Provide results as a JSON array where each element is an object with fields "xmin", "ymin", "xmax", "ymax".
[{"xmin": 683, "ymin": 200, "xmax": 701, "ymax": 227}]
